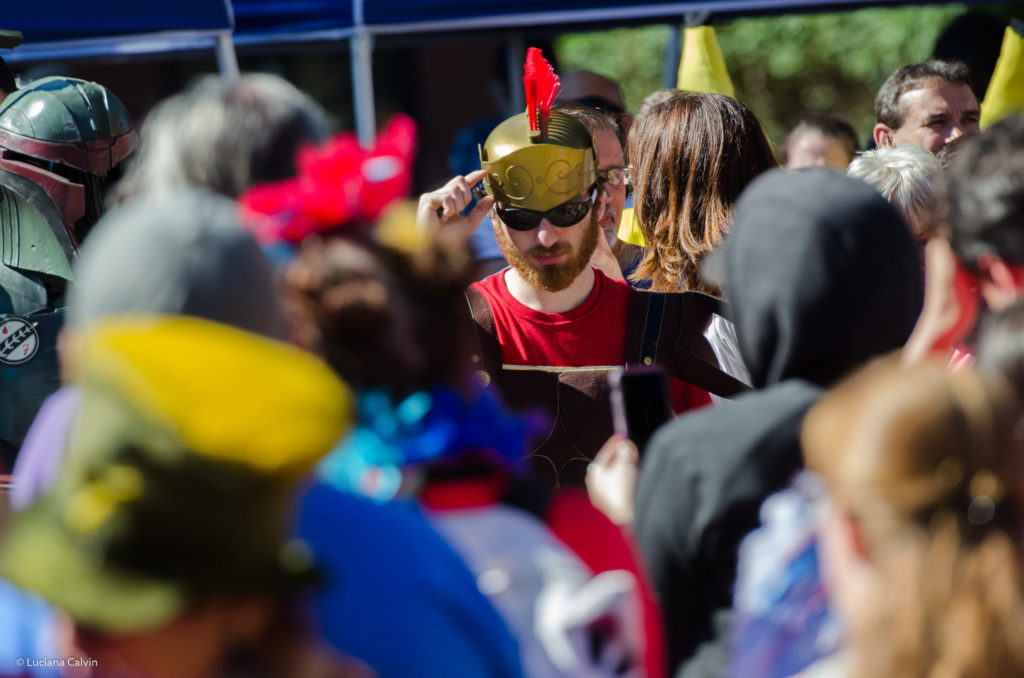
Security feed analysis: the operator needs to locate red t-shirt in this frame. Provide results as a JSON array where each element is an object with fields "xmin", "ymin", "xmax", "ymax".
[
  {"xmin": 471, "ymin": 268, "xmax": 711, "ymax": 411},
  {"xmin": 473, "ymin": 268, "xmax": 631, "ymax": 367}
]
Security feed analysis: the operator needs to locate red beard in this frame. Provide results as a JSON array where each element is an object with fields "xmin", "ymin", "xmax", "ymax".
[{"xmin": 493, "ymin": 210, "xmax": 600, "ymax": 292}]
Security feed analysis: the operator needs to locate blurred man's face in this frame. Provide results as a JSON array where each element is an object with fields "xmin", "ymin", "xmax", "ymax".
[
  {"xmin": 878, "ymin": 79, "xmax": 980, "ymax": 153},
  {"xmin": 592, "ymin": 127, "xmax": 628, "ymax": 245},
  {"xmin": 786, "ymin": 130, "xmax": 850, "ymax": 171}
]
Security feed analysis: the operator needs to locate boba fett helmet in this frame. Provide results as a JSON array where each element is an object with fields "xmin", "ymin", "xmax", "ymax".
[
  {"xmin": 0, "ymin": 77, "xmax": 135, "ymax": 467},
  {"xmin": 479, "ymin": 48, "xmax": 597, "ymax": 212},
  {"xmin": 0, "ymin": 76, "xmax": 136, "ymax": 253}
]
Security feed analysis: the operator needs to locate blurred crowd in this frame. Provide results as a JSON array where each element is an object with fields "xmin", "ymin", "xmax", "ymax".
[{"xmin": 1, "ymin": 14, "xmax": 1024, "ymax": 678}]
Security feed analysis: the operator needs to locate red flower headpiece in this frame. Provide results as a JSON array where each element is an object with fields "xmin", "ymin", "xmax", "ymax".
[{"xmin": 241, "ymin": 114, "xmax": 417, "ymax": 244}]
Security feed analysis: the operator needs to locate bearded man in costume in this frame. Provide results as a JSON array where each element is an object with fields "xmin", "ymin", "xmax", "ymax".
[{"xmin": 418, "ymin": 49, "xmax": 743, "ymax": 486}]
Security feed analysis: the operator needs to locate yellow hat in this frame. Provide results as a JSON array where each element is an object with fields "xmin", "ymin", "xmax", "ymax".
[{"xmin": 1, "ymin": 315, "xmax": 353, "ymax": 633}]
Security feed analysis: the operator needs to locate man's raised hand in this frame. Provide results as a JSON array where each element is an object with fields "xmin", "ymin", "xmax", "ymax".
[{"xmin": 416, "ymin": 169, "xmax": 495, "ymax": 245}]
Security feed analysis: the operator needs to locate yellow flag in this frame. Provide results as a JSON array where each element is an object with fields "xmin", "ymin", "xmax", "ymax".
[
  {"xmin": 981, "ymin": 26, "xmax": 1024, "ymax": 129},
  {"xmin": 617, "ymin": 207, "xmax": 646, "ymax": 247},
  {"xmin": 677, "ymin": 26, "xmax": 735, "ymax": 97}
]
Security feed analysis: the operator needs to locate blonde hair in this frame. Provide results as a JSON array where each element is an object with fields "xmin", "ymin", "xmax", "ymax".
[
  {"xmin": 847, "ymin": 144, "xmax": 942, "ymax": 230},
  {"xmin": 803, "ymin": 360, "xmax": 1024, "ymax": 678}
]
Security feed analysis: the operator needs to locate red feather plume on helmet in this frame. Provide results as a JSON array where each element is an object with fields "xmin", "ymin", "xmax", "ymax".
[{"xmin": 523, "ymin": 47, "xmax": 560, "ymax": 139}]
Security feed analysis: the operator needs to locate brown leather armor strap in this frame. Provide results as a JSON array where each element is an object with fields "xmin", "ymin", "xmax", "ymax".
[
  {"xmin": 626, "ymin": 289, "xmax": 749, "ymax": 398},
  {"xmin": 464, "ymin": 286, "xmax": 503, "ymax": 386}
]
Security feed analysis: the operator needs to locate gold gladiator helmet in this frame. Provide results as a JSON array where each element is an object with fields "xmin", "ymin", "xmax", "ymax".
[{"xmin": 479, "ymin": 49, "xmax": 598, "ymax": 212}]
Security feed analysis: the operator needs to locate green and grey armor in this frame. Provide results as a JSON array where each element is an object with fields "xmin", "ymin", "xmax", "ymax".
[{"xmin": 0, "ymin": 76, "xmax": 135, "ymax": 468}]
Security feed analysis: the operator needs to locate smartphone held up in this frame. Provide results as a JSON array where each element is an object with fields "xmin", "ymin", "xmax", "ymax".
[{"xmin": 608, "ymin": 365, "xmax": 672, "ymax": 457}]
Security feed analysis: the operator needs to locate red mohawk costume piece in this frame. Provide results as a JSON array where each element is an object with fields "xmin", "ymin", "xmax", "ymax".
[
  {"xmin": 240, "ymin": 114, "xmax": 417, "ymax": 245},
  {"xmin": 523, "ymin": 47, "xmax": 560, "ymax": 140}
]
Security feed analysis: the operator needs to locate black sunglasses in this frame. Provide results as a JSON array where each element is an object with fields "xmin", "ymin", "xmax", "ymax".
[{"xmin": 493, "ymin": 187, "xmax": 597, "ymax": 232}]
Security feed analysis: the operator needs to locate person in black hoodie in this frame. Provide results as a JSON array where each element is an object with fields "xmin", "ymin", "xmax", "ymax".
[{"xmin": 633, "ymin": 169, "xmax": 924, "ymax": 678}]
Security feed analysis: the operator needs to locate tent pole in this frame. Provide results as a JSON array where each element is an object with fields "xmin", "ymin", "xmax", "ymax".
[
  {"xmin": 662, "ymin": 24, "xmax": 681, "ymax": 90},
  {"xmin": 506, "ymin": 33, "xmax": 525, "ymax": 115},
  {"xmin": 215, "ymin": 33, "xmax": 240, "ymax": 83},
  {"xmin": 351, "ymin": 29, "xmax": 376, "ymax": 147}
]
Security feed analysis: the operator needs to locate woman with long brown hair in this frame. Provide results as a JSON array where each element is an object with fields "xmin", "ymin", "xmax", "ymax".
[
  {"xmin": 628, "ymin": 91, "xmax": 777, "ymax": 295},
  {"xmin": 626, "ymin": 92, "xmax": 776, "ymax": 390},
  {"xmin": 803, "ymin": 360, "xmax": 1024, "ymax": 678}
]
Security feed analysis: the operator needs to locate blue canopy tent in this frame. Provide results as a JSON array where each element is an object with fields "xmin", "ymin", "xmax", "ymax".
[
  {"xmin": 232, "ymin": 0, "xmax": 902, "ymax": 36},
  {"xmin": 3, "ymin": 0, "xmax": 913, "ymax": 143},
  {"xmin": 3, "ymin": 0, "xmax": 239, "ymax": 79}
]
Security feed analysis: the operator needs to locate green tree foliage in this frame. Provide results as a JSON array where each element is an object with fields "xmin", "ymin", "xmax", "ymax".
[
  {"xmin": 557, "ymin": 25, "xmax": 670, "ymax": 116},
  {"xmin": 555, "ymin": 4, "xmax": 967, "ymax": 147}
]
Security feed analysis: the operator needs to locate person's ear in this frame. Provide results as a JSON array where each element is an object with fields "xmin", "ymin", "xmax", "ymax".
[{"xmin": 873, "ymin": 122, "xmax": 895, "ymax": 149}]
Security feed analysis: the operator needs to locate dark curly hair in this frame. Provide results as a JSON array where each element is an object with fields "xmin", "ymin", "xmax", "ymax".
[
  {"xmin": 945, "ymin": 115, "xmax": 1024, "ymax": 270},
  {"xmin": 284, "ymin": 236, "xmax": 477, "ymax": 399}
]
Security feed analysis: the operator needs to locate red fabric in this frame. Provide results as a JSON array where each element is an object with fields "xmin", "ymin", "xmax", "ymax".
[
  {"xmin": 546, "ymin": 489, "xmax": 667, "ymax": 678},
  {"xmin": 472, "ymin": 268, "xmax": 712, "ymax": 412},
  {"xmin": 473, "ymin": 268, "xmax": 631, "ymax": 367},
  {"xmin": 670, "ymin": 377, "xmax": 713, "ymax": 413},
  {"xmin": 420, "ymin": 475, "xmax": 509, "ymax": 510}
]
